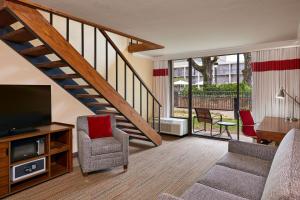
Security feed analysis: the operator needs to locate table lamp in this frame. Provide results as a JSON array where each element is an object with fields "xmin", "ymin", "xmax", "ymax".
[{"xmin": 276, "ymin": 87, "xmax": 300, "ymax": 121}]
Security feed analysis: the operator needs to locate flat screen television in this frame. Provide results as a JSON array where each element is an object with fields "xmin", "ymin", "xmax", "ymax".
[{"xmin": 0, "ymin": 85, "xmax": 51, "ymax": 137}]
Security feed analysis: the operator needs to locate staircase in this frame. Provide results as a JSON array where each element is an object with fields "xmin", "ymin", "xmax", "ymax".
[{"xmin": 0, "ymin": 0, "xmax": 162, "ymax": 146}]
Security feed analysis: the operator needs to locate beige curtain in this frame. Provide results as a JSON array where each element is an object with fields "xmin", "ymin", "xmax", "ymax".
[
  {"xmin": 251, "ymin": 47, "xmax": 300, "ymax": 122},
  {"xmin": 153, "ymin": 59, "xmax": 170, "ymax": 118}
]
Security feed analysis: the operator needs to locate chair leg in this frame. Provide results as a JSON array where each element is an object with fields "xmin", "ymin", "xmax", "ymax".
[
  {"xmin": 204, "ymin": 122, "xmax": 206, "ymax": 131},
  {"xmin": 83, "ymin": 172, "xmax": 88, "ymax": 176},
  {"xmin": 219, "ymin": 125, "xmax": 222, "ymax": 134},
  {"xmin": 192, "ymin": 118, "xmax": 195, "ymax": 133},
  {"xmin": 210, "ymin": 124, "xmax": 213, "ymax": 136},
  {"xmin": 123, "ymin": 165, "xmax": 128, "ymax": 171}
]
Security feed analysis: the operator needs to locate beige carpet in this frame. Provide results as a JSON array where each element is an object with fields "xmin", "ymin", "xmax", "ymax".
[{"xmin": 6, "ymin": 136, "xmax": 228, "ymax": 200}]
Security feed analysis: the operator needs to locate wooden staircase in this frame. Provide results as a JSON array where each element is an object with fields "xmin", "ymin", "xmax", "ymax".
[{"xmin": 0, "ymin": 0, "xmax": 162, "ymax": 146}]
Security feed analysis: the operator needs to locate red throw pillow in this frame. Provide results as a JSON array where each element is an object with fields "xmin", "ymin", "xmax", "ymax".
[{"xmin": 87, "ymin": 115, "xmax": 112, "ymax": 139}]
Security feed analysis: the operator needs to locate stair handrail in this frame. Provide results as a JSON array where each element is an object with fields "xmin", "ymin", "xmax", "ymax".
[{"xmin": 99, "ymin": 29, "xmax": 162, "ymax": 107}]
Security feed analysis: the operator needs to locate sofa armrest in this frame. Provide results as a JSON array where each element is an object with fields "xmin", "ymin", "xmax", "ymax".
[
  {"xmin": 228, "ymin": 140, "xmax": 277, "ymax": 161},
  {"xmin": 78, "ymin": 130, "xmax": 92, "ymax": 172},
  {"xmin": 157, "ymin": 193, "xmax": 183, "ymax": 200},
  {"xmin": 113, "ymin": 128, "xmax": 129, "ymax": 164}
]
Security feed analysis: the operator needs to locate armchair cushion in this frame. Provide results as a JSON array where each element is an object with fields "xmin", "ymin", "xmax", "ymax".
[
  {"xmin": 91, "ymin": 137, "xmax": 122, "ymax": 156},
  {"xmin": 87, "ymin": 115, "xmax": 112, "ymax": 139}
]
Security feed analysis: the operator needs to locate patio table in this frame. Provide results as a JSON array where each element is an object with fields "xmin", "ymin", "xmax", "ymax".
[{"xmin": 217, "ymin": 121, "xmax": 235, "ymax": 139}]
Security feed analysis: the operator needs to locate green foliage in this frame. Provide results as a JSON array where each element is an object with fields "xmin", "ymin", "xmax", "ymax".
[{"xmin": 180, "ymin": 83, "xmax": 251, "ymax": 96}]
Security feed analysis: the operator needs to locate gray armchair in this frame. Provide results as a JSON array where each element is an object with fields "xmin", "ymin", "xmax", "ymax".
[{"xmin": 77, "ymin": 114, "xmax": 129, "ymax": 175}]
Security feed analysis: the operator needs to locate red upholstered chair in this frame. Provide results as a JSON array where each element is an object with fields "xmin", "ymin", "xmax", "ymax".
[{"xmin": 239, "ymin": 110, "xmax": 257, "ymax": 139}]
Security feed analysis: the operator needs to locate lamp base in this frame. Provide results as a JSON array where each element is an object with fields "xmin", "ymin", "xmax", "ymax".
[{"xmin": 292, "ymin": 118, "xmax": 298, "ymax": 122}]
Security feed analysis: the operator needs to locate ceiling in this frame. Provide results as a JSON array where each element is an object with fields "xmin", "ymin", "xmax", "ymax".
[{"xmin": 32, "ymin": 0, "xmax": 300, "ymax": 57}]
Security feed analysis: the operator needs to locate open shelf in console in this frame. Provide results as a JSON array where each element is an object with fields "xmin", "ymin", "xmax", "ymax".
[
  {"xmin": 50, "ymin": 130, "xmax": 70, "ymax": 155},
  {"xmin": 50, "ymin": 151, "xmax": 68, "ymax": 178},
  {"xmin": 10, "ymin": 173, "xmax": 49, "ymax": 194}
]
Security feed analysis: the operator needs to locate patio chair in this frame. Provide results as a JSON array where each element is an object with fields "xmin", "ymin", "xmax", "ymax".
[
  {"xmin": 239, "ymin": 110, "xmax": 257, "ymax": 139},
  {"xmin": 193, "ymin": 108, "xmax": 222, "ymax": 136},
  {"xmin": 239, "ymin": 110, "xmax": 270, "ymax": 144}
]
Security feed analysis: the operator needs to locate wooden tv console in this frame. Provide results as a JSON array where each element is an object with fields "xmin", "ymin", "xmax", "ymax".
[{"xmin": 0, "ymin": 123, "xmax": 74, "ymax": 198}]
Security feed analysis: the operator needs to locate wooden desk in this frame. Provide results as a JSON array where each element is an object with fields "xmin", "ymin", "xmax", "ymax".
[{"xmin": 256, "ymin": 117, "xmax": 300, "ymax": 143}]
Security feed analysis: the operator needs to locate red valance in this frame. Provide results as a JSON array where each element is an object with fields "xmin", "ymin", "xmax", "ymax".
[
  {"xmin": 153, "ymin": 68, "xmax": 168, "ymax": 76},
  {"xmin": 252, "ymin": 59, "xmax": 300, "ymax": 72}
]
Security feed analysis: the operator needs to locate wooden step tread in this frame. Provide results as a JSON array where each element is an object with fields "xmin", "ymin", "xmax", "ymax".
[
  {"xmin": 0, "ymin": 10, "xmax": 17, "ymax": 28},
  {"xmin": 1, "ymin": 27, "xmax": 35, "ymax": 43},
  {"xmin": 86, "ymin": 102, "xmax": 112, "ymax": 107},
  {"xmin": 96, "ymin": 110, "xmax": 121, "ymax": 115},
  {"xmin": 122, "ymin": 128, "xmax": 142, "ymax": 134},
  {"xmin": 50, "ymin": 74, "xmax": 80, "ymax": 80},
  {"xmin": 129, "ymin": 134, "xmax": 151, "ymax": 142},
  {"xmin": 115, "ymin": 116, "xmax": 129, "ymax": 122},
  {"xmin": 20, "ymin": 45, "xmax": 52, "ymax": 57},
  {"xmin": 75, "ymin": 94, "xmax": 102, "ymax": 99},
  {"xmin": 63, "ymin": 85, "xmax": 91, "ymax": 89},
  {"xmin": 36, "ymin": 60, "xmax": 67, "ymax": 68},
  {"xmin": 117, "ymin": 123, "xmax": 136, "ymax": 129}
]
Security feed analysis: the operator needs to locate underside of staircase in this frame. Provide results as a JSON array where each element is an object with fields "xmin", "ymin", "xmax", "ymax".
[{"xmin": 0, "ymin": 0, "xmax": 162, "ymax": 146}]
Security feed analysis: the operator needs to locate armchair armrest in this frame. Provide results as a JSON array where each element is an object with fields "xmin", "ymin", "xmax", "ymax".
[
  {"xmin": 157, "ymin": 193, "xmax": 183, "ymax": 200},
  {"xmin": 113, "ymin": 128, "xmax": 129, "ymax": 164},
  {"xmin": 228, "ymin": 140, "xmax": 277, "ymax": 161},
  {"xmin": 78, "ymin": 130, "xmax": 92, "ymax": 172}
]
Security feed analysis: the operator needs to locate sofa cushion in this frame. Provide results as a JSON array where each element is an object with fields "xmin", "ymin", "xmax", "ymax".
[
  {"xmin": 91, "ymin": 137, "xmax": 122, "ymax": 155},
  {"xmin": 181, "ymin": 183, "xmax": 247, "ymax": 200},
  {"xmin": 261, "ymin": 129, "xmax": 300, "ymax": 200},
  {"xmin": 217, "ymin": 152, "xmax": 271, "ymax": 177},
  {"xmin": 198, "ymin": 165, "xmax": 266, "ymax": 200}
]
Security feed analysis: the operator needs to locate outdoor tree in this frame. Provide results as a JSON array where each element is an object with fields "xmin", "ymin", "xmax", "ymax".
[
  {"xmin": 242, "ymin": 52, "xmax": 252, "ymax": 85},
  {"xmin": 191, "ymin": 56, "xmax": 218, "ymax": 85}
]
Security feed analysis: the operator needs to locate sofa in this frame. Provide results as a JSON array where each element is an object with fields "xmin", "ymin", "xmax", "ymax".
[
  {"xmin": 158, "ymin": 128, "xmax": 300, "ymax": 200},
  {"xmin": 77, "ymin": 114, "xmax": 129, "ymax": 175}
]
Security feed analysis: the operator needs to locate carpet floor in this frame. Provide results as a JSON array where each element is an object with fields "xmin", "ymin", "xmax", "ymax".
[{"xmin": 6, "ymin": 135, "xmax": 228, "ymax": 200}]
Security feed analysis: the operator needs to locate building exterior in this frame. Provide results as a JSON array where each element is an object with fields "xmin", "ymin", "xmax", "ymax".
[{"xmin": 172, "ymin": 56, "xmax": 245, "ymax": 85}]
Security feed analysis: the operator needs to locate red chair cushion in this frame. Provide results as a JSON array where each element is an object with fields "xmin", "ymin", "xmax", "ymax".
[
  {"xmin": 87, "ymin": 115, "xmax": 113, "ymax": 139},
  {"xmin": 239, "ymin": 110, "xmax": 257, "ymax": 137},
  {"xmin": 239, "ymin": 110, "xmax": 254, "ymax": 125}
]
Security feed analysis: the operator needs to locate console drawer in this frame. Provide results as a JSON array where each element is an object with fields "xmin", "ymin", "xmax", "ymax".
[
  {"xmin": 0, "ymin": 166, "xmax": 9, "ymax": 178},
  {"xmin": 0, "ymin": 157, "xmax": 9, "ymax": 168},
  {"xmin": 0, "ymin": 143, "xmax": 8, "ymax": 159},
  {"xmin": 0, "ymin": 185, "xmax": 8, "ymax": 197}
]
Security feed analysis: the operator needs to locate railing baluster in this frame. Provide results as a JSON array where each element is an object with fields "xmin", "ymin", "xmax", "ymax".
[
  {"xmin": 81, "ymin": 23, "xmax": 84, "ymax": 57},
  {"xmin": 133, "ymin": 74, "xmax": 135, "ymax": 108},
  {"xmin": 124, "ymin": 64, "xmax": 127, "ymax": 100},
  {"xmin": 147, "ymin": 92, "xmax": 149, "ymax": 123},
  {"xmin": 94, "ymin": 27, "xmax": 97, "ymax": 70},
  {"xmin": 105, "ymin": 39, "xmax": 108, "ymax": 81},
  {"xmin": 116, "ymin": 53, "xmax": 118, "ymax": 91},
  {"xmin": 152, "ymin": 97, "xmax": 155, "ymax": 129},
  {"xmin": 66, "ymin": 18, "xmax": 69, "ymax": 42},
  {"xmin": 49, "ymin": 13, "xmax": 53, "ymax": 25},
  {"xmin": 140, "ymin": 82, "xmax": 142, "ymax": 116},
  {"xmin": 158, "ymin": 102, "xmax": 161, "ymax": 134}
]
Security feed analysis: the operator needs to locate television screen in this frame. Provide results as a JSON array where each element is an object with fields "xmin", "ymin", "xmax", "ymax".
[{"xmin": 0, "ymin": 85, "xmax": 51, "ymax": 137}]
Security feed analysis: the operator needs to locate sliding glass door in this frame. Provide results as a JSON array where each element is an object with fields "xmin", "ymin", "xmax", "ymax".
[{"xmin": 170, "ymin": 53, "xmax": 251, "ymax": 141}]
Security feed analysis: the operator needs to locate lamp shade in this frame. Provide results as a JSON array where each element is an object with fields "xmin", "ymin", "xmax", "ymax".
[{"xmin": 276, "ymin": 88, "xmax": 285, "ymax": 99}]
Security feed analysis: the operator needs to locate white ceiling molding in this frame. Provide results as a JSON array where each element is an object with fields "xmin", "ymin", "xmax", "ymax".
[{"xmin": 158, "ymin": 39, "xmax": 300, "ymax": 61}]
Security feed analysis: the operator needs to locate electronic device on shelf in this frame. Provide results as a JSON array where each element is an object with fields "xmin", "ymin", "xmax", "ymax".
[
  {"xmin": 0, "ymin": 85, "xmax": 52, "ymax": 138},
  {"xmin": 11, "ymin": 137, "xmax": 45, "ymax": 162},
  {"xmin": 11, "ymin": 157, "xmax": 46, "ymax": 183}
]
